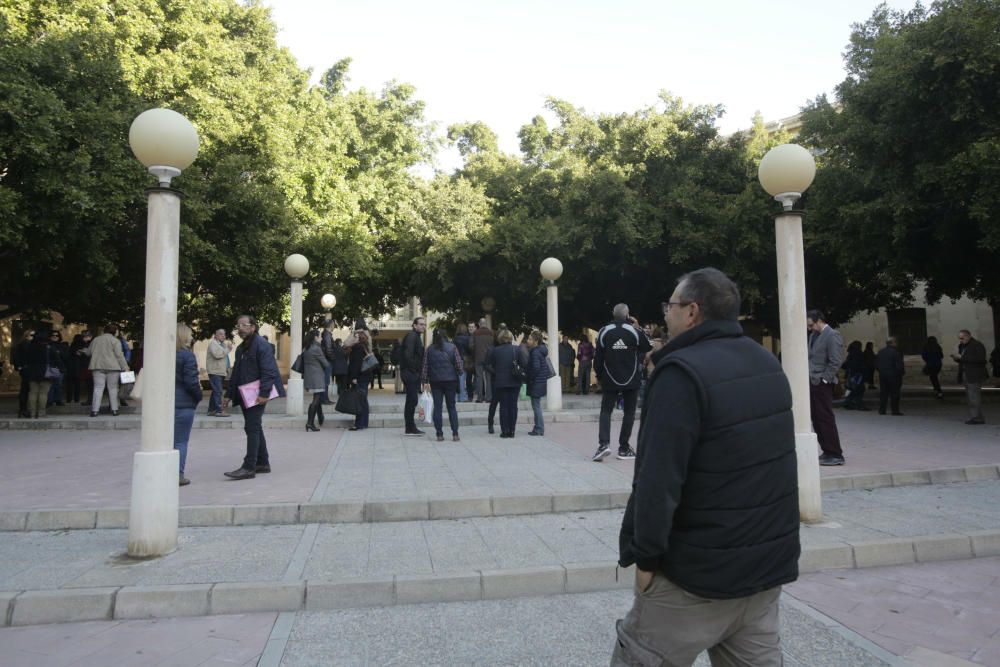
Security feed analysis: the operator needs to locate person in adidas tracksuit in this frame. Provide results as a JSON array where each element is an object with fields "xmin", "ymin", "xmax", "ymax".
[{"xmin": 593, "ymin": 303, "xmax": 652, "ymax": 462}]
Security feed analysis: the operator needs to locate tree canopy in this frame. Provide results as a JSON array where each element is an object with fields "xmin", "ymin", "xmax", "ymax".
[
  {"xmin": 799, "ymin": 0, "xmax": 1000, "ymax": 312},
  {"xmin": 8, "ymin": 0, "xmax": 980, "ymax": 339}
]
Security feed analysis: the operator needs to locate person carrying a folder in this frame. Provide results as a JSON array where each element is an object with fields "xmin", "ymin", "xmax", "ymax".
[{"xmin": 222, "ymin": 314, "xmax": 285, "ymax": 480}]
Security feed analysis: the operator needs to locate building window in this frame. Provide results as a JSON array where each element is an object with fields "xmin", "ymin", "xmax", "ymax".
[{"xmin": 887, "ymin": 308, "xmax": 927, "ymax": 355}]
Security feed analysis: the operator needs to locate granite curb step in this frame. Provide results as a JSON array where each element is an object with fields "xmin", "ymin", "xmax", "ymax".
[
  {"xmin": 3, "ymin": 530, "xmax": 999, "ymax": 628},
  {"xmin": 0, "ymin": 408, "xmax": 620, "ymax": 430},
  {"xmin": 3, "ymin": 466, "xmax": 997, "ymax": 532}
]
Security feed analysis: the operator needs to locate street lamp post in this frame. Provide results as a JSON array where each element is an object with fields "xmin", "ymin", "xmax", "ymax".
[
  {"xmin": 126, "ymin": 108, "xmax": 199, "ymax": 556},
  {"xmin": 321, "ymin": 293, "xmax": 336, "ymax": 319},
  {"xmin": 758, "ymin": 143, "xmax": 822, "ymax": 522},
  {"xmin": 284, "ymin": 254, "xmax": 309, "ymax": 416},
  {"xmin": 540, "ymin": 258, "xmax": 563, "ymax": 411}
]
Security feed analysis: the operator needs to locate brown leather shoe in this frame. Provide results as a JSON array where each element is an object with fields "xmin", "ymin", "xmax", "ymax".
[
  {"xmin": 255, "ymin": 464, "xmax": 271, "ymax": 474},
  {"xmin": 224, "ymin": 468, "xmax": 256, "ymax": 480}
]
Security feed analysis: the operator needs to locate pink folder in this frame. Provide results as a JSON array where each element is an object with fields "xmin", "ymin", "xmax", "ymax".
[{"xmin": 237, "ymin": 380, "xmax": 279, "ymax": 406}]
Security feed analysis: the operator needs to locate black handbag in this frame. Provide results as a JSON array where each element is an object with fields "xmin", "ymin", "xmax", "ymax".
[
  {"xmin": 291, "ymin": 353, "xmax": 304, "ymax": 374},
  {"xmin": 335, "ymin": 386, "xmax": 362, "ymax": 415}
]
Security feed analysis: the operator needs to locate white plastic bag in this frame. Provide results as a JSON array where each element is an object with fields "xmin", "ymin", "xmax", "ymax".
[{"xmin": 419, "ymin": 390, "xmax": 433, "ymax": 424}]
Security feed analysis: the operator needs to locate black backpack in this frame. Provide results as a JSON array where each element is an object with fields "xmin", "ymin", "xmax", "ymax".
[{"xmin": 511, "ymin": 356, "xmax": 526, "ymax": 382}]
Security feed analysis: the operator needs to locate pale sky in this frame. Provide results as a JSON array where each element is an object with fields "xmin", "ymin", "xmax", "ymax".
[{"xmin": 262, "ymin": 0, "xmax": 917, "ymax": 171}]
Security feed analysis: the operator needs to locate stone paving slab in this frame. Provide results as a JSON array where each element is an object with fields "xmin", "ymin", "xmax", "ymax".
[
  {"xmin": 1, "ymin": 480, "xmax": 998, "ymax": 625},
  {"xmin": 0, "ymin": 591, "xmax": 898, "ymax": 667}
]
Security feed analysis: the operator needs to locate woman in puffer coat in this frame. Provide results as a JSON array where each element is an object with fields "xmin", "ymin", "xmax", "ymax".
[
  {"xmin": 175, "ymin": 323, "xmax": 202, "ymax": 486},
  {"xmin": 525, "ymin": 331, "xmax": 549, "ymax": 436}
]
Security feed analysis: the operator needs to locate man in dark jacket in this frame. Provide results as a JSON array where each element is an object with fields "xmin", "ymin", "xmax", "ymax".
[
  {"xmin": 222, "ymin": 315, "xmax": 285, "ymax": 480},
  {"xmin": 613, "ymin": 267, "xmax": 799, "ymax": 667},
  {"xmin": 558, "ymin": 336, "xmax": 575, "ymax": 393},
  {"xmin": 953, "ymin": 329, "xmax": 988, "ymax": 424},
  {"xmin": 471, "ymin": 319, "xmax": 495, "ymax": 402},
  {"xmin": 876, "ymin": 337, "xmax": 905, "ymax": 416},
  {"xmin": 13, "ymin": 329, "xmax": 34, "ymax": 418},
  {"xmin": 593, "ymin": 304, "xmax": 651, "ymax": 462},
  {"xmin": 400, "ymin": 316, "xmax": 427, "ymax": 435}
]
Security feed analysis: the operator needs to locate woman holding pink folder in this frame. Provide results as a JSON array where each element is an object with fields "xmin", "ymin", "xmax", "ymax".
[{"xmin": 222, "ymin": 315, "xmax": 285, "ymax": 480}]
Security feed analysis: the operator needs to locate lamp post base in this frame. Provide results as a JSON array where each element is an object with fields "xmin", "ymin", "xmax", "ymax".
[
  {"xmin": 795, "ymin": 431, "xmax": 823, "ymax": 523},
  {"xmin": 127, "ymin": 450, "xmax": 179, "ymax": 557},
  {"xmin": 286, "ymin": 378, "xmax": 304, "ymax": 416}
]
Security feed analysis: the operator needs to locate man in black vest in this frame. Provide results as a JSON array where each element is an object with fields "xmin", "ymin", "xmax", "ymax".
[
  {"xmin": 400, "ymin": 316, "xmax": 427, "ymax": 435},
  {"xmin": 593, "ymin": 304, "xmax": 651, "ymax": 461},
  {"xmin": 613, "ymin": 268, "xmax": 799, "ymax": 667}
]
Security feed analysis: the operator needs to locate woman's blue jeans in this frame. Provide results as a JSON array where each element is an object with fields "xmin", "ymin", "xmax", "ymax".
[
  {"xmin": 530, "ymin": 396, "xmax": 544, "ymax": 434},
  {"xmin": 431, "ymin": 381, "xmax": 459, "ymax": 436},
  {"xmin": 174, "ymin": 407, "xmax": 195, "ymax": 475}
]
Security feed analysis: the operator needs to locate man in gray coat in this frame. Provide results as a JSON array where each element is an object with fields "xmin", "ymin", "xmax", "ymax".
[
  {"xmin": 952, "ymin": 329, "xmax": 988, "ymax": 424},
  {"xmin": 807, "ymin": 310, "xmax": 845, "ymax": 465}
]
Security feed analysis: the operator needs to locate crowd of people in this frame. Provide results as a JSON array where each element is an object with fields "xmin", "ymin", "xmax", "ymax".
[{"xmin": 12, "ymin": 325, "xmax": 137, "ymax": 419}]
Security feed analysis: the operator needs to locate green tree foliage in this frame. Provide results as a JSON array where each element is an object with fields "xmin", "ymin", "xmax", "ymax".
[
  {"xmin": 414, "ymin": 96, "xmax": 802, "ymax": 332},
  {"xmin": 799, "ymin": 0, "xmax": 1000, "ymax": 309},
  {"xmin": 0, "ymin": 0, "xmax": 437, "ymax": 336}
]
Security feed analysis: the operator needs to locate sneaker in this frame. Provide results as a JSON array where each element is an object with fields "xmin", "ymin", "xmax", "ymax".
[
  {"xmin": 405, "ymin": 429, "xmax": 426, "ymax": 436},
  {"xmin": 206, "ymin": 410, "xmax": 218, "ymax": 417},
  {"xmin": 819, "ymin": 454, "xmax": 845, "ymax": 466},
  {"xmin": 436, "ymin": 434, "xmax": 445, "ymax": 442},
  {"xmin": 453, "ymin": 434, "xmax": 460, "ymax": 442},
  {"xmin": 617, "ymin": 447, "xmax": 636, "ymax": 460},
  {"xmin": 178, "ymin": 476, "xmax": 191, "ymax": 487},
  {"xmin": 528, "ymin": 430, "xmax": 543, "ymax": 436},
  {"xmin": 592, "ymin": 444, "xmax": 611, "ymax": 462}
]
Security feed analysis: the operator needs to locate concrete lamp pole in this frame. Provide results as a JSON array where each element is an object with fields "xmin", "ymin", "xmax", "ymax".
[
  {"xmin": 540, "ymin": 257, "xmax": 563, "ymax": 411},
  {"xmin": 284, "ymin": 254, "xmax": 309, "ymax": 417},
  {"xmin": 758, "ymin": 143, "xmax": 822, "ymax": 523},
  {"xmin": 481, "ymin": 296, "xmax": 496, "ymax": 330},
  {"xmin": 126, "ymin": 108, "xmax": 199, "ymax": 557}
]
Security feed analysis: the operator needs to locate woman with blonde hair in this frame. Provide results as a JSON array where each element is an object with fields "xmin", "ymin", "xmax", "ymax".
[{"xmin": 174, "ymin": 323, "xmax": 202, "ymax": 486}]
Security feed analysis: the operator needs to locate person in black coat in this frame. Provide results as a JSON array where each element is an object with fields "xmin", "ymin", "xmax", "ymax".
[
  {"xmin": 46, "ymin": 330, "xmax": 71, "ymax": 407},
  {"xmin": 922, "ymin": 336, "xmax": 945, "ymax": 399},
  {"xmin": 346, "ymin": 329, "xmax": 374, "ymax": 431},
  {"xmin": 525, "ymin": 331, "xmax": 549, "ymax": 436},
  {"xmin": 175, "ymin": 323, "xmax": 202, "ymax": 486},
  {"xmin": 841, "ymin": 340, "xmax": 869, "ymax": 410},
  {"xmin": 24, "ymin": 331, "xmax": 64, "ymax": 418},
  {"xmin": 876, "ymin": 337, "xmax": 905, "ymax": 416},
  {"xmin": 485, "ymin": 329, "xmax": 524, "ymax": 438},
  {"xmin": 13, "ymin": 329, "xmax": 34, "ymax": 418},
  {"xmin": 863, "ymin": 341, "xmax": 877, "ymax": 388},
  {"xmin": 222, "ymin": 315, "xmax": 285, "ymax": 480}
]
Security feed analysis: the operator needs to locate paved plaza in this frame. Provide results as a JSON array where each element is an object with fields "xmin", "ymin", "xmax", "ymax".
[{"xmin": 0, "ymin": 392, "xmax": 998, "ymax": 665}]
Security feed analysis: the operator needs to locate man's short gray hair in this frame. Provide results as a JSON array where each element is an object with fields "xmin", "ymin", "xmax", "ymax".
[
  {"xmin": 612, "ymin": 303, "xmax": 629, "ymax": 321},
  {"xmin": 676, "ymin": 268, "xmax": 741, "ymax": 322}
]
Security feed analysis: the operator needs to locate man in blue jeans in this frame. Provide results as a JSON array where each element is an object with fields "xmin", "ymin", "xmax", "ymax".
[
  {"xmin": 221, "ymin": 315, "xmax": 284, "ymax": 480},
  {"xmin": 205, "ymin": 328, "xmax": 231, "ymax": 416}
]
